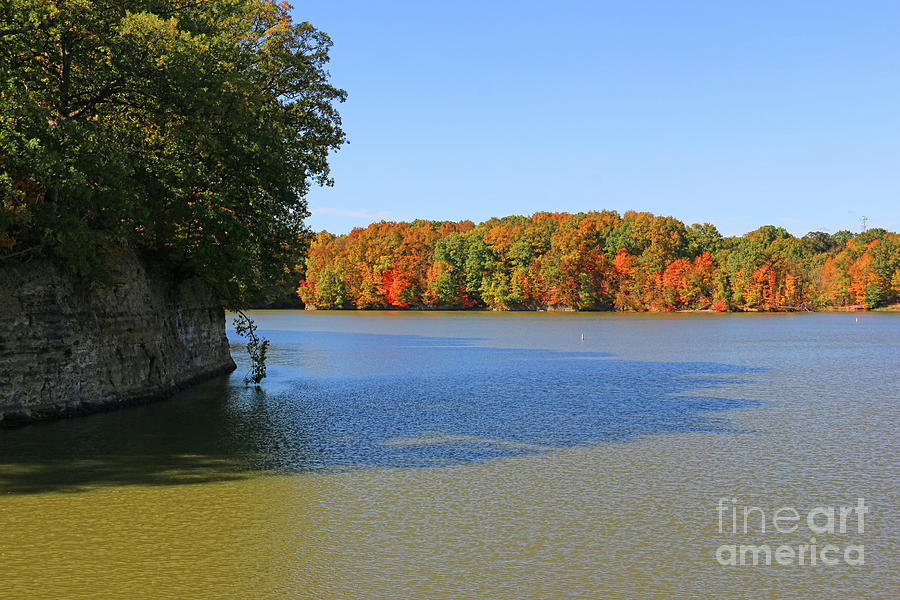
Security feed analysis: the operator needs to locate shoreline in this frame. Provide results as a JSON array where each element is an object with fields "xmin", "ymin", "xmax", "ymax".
[{"xmin": 267, "ymin": 304, "xmax": 900, "ymax": 314}]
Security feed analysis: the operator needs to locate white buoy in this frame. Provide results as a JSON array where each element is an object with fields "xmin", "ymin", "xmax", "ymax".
[
  {"xmin": 581, "ymin": 332, "xmax": 584, "ymax": 341},
  {"xmin": 855, "ymin": 317, "xmax": 858, "ymax": 323}
]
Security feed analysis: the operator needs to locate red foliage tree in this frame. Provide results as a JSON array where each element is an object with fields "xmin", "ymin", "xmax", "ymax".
[{"xmin": 381, "ymin": 266, "xmax": 414, "ymax": 307}]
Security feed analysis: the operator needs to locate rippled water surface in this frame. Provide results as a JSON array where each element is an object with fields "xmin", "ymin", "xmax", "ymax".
[{"xmin": 1, "ymin": 312, "xmax": 898, "ymax": 599}]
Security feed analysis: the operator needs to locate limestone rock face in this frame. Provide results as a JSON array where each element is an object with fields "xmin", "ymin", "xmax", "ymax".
[{"xmin": 0, "ymin": 249, "xmax": 236, "ymax": 426}]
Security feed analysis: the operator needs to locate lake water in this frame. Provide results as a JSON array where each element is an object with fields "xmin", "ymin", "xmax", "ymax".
[{"xmin": 1, "ymin": 311, "xmax": 898, "ymax": 598}]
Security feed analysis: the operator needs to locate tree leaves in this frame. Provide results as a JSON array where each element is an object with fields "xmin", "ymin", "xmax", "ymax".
[
  {"xmin": 233, "ymin": 310, "xmax": 269, "ymax": 385},
  {"xmin": 298, "ymin": 213, "xmax": 900, "ymax": 311},
  {"xmin": 1, "ymin": 0, "xmax": 346, "ymax": 305}
]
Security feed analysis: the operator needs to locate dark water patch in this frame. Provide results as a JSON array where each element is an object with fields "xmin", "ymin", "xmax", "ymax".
[{"xmin": 0, "ymin": 331, "xmax": 764, "ymax": 493}]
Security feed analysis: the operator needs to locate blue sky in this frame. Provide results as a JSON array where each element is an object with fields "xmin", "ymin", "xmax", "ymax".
[{"xmin": 295, "ymin": 1, "xmax": 899, "ymax": 237}]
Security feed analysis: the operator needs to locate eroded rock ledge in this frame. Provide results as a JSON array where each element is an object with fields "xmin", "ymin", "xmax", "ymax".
[{"xmin": 0, "ymin": 249, "xmax": 236, "ymax": 427}]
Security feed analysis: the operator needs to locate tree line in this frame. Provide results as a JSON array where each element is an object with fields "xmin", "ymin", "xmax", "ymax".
[{"xmin": 298, "ymin": 211, "xmax": 900, "ymax": 312}]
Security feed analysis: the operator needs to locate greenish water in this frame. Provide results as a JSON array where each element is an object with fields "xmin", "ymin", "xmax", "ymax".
[{"xmin": 1, "ymin": 312, "xmax": 898, "ymax": 598}]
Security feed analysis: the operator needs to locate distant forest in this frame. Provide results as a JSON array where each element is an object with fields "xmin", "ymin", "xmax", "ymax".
[{"xmin": 298, "ymin": 211, "xmax": 900, "ymax": 312}]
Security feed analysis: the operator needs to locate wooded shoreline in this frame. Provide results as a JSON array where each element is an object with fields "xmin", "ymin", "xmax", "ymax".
[
  {"xmin": 297, "ymin": 212, "xmax": 900, "ymax": 313},
  {"xmin": 295, "ymin": 302, "xmax": 900, "ymax": 313}
]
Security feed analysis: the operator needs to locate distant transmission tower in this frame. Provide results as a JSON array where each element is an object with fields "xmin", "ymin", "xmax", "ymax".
[{"xmin": 861, "ymin": 216, "xmax": 868, "ymax": 232}]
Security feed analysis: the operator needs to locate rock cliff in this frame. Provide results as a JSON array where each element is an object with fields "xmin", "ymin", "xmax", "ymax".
[{"xmin": 0, "ymin": 249, "xmax": 236, "ymax": 426}]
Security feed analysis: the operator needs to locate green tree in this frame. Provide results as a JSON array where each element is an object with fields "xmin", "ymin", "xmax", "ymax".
[
  {"xmin": 686, "ymin": 222, "xmax": 723, "ymax": 256},
  {"xmin": 1, "ymin": 0, "xmax": 346, "ymax": 305},
  {"xmin": 801, "ymin": 231, "xmax": 838, "ymax": 255},
  {"xmin": 464, "ymin": 234, "xmax": 494, "ymax": 296},
  {"xmin": 831, "ymin": 230, "xmax": 853, "ymax": 248}
]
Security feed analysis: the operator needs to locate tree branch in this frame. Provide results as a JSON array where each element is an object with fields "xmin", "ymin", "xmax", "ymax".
[{"xmin": 0, "ymin": 26, "xmax": 32, "ymax": 38}]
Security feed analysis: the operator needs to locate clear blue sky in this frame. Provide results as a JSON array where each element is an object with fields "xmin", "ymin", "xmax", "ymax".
[{"xmin": 295, "ymin": 1, "xmax": 899, "ymax": 237}]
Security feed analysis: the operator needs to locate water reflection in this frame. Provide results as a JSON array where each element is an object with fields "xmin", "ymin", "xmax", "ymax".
[{"xmin": 0, "ymin": 332, "xmax": 763, "ymax": 494}]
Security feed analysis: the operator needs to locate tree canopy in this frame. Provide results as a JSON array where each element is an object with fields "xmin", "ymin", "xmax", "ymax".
[
  {"xmin": 299, "ymin": 212, "xmax": 900, "ymax": 312},
  {"xmin": 1, "ymin": 0, "xmax": 345, "ymax": 304}
]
